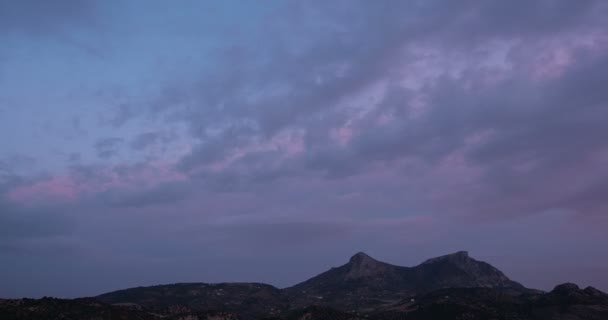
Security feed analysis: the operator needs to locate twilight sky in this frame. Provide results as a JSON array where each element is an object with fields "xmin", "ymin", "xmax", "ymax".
[{"xmin": 1, "ymin": 0, "xmax": 608, "ymax": 298}]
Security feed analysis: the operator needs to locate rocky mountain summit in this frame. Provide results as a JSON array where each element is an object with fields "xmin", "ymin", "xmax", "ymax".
[{"xmin": 2, "ymin": 251, "xmax": 607, "ymax": 320}]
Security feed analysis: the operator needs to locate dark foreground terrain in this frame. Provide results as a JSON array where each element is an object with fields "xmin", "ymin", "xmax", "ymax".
[{"xmin": 2, "ymin": 252, "xmax": 607, "ymax": 320}]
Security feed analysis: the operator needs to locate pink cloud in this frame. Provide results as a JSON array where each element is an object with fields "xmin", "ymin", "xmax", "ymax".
[
  {"xmin": 329, "ymin": 126, "xmax": 353, "ymax": 146},
  {"xmin": 8, "ymin": 176, "xmax": 78, "ymax": 203},
  {"xmin": 510, "ymin": 33, "xmax": 608, "ymax": 81},
  {"xmin": 208, "ymin": 129, "xmax": 305, "ymax": 172},
  {"xmin": 6, "ymin": 163, "xmax": 187, "ymax": 205}
]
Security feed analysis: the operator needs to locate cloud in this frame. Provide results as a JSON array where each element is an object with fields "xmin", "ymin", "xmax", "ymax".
[
  {"xmin": 129, "ymin": 131, "xmax": 180, "ymax": 155},
  {"xmin": 94, "ymin": 137, "xmax": 124, "ymax": 159},
  {"xmin": 109, "ymin": 103, "xmax": 135, "ymax": 129},
  {"xmin": 5, "ymin": 0, "xmax": 608, "ymax": 223},
  {"xmin": 0, "ymin": 201, "xmax": 71, "ymax": 240},
  {"xmin": 130, "ymin": 132, "xmax": 161, "ymax": 151},
  {"xmin": 103, "ymin": 180, "xmax": 191, "ymax": 208},
  {"xmin": 0, "ymin": 181, "xmax": 76, "ymax": 257},
  {"xmin": 0, "ymin": 0, "xmax": 98, "ymax": 36},
  {"xmin": 165, "ymin": 1, "xmax": 607, "ymax": 220},
  {"xmin": 1, "ymin": 0, "xmax": 608, "ymax": 297}
]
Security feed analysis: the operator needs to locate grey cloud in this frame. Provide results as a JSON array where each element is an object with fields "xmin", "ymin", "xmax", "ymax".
[
  {"xmin": 95, "ymin": 137, "xmax": 123, "ymax": 150},
  {"xmin": 177, "ymin": 126, "xmax": 257, "ymax": 172},
  {"xmin": 130, "ymin": 130, "xmax": 177, "ymax": 152},
  {"xmin": 202, "ymin": 221, "xmax": 353, "ymax": 247},
  {"xmin": 561, "ymin": 178, "xmax": 608, "ymax": 217},
  {"xmin": 0, "ymin": 154, "xmax": 37, "ymax": 174},
  {"xmin": 94, "ymin": 137, "xmax": 123, "ymax": 159},
  {"xmin": 63, "ymin": 163, "xmax": 192, "ymax": 208},
  {"xmin": 320, "ymin": 47, "xmax": 608, "ymax": 218},
  {"xmin": 0, "ymin": 0, "xmax": 98, "ymax": 35},
  {"xmin": 160, "ymin": 0, "xmax": 604, "ymax": 173},
  {"xmin": 110, "ymin": 104, "xmax": 135, "ymax": 128},
  {"xmin": 156, "ymin": 0, "xmax": 608, "ymax": 221},
  {"xmin": 0, "ymin": 193, "xmax": 75, "ymax": 256},
  {"xmin": 387, "ymin": 60, "xmax": 604, "ymax": 219},
  {"xmin": 156, "ymin": 2, "xmax": 426, "ymax": 142},
  {"xmin": 68, "ymin": 152, "xmax": 81, "ymax": 162},
  {"xmin": 429, "ymin": 1, "xmax": 603, "ymax": 43},
  {"xmin": 68, "ymin": 164, "xmax": 112, "ymax": 185},
  {"xmin": 130, "ymin": 132, "xmax": 160, "ymax": 151},
  {"xmin": 105, "ymin": 182, "xmax": 191, "ymax": 208}
]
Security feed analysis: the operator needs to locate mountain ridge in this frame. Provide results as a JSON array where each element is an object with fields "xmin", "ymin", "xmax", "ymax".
[
  {"xmin": 95, "ymin": 251, "xmax": 527, "ymax": 313},
  {"xmin": 3, "ymin": 251, "xmax": 608, "ymax": 319}
]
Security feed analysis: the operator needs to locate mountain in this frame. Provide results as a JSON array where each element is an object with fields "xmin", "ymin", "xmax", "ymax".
[
  {"xmin": 96, "ymin": 282, "xmax": 288, "ymax": 319},
  {"xmin": 284, "ymin": 251, "xmax": 526, "ymax": 310},
  {"xmin": 95, "ymin": 251, "xmax": 526, "ymax": 314},
  {"xmin": 5, "ymin": 251, "xmax": 606, "ymax": 319},
  {"xmin": 95, "ymin": 251, "xmax": 524, "ymax": 314}
]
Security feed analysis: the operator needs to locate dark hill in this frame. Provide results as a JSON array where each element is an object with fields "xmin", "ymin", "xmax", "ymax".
[
  {"xmin": 4, "ymin": 284, "xmax": 608, "ymax": 320},
  {"xmin": 96, "ymin": 282, "xmax": 288, "ymax": 319}
]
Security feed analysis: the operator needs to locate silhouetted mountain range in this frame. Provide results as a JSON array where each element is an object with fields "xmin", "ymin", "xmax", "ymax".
[{"xmin": 2, "ymin": 251, "xmax": 607, "ymax": 319}]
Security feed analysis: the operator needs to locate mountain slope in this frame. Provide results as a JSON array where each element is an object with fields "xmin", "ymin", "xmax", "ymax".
[
  {"xmin": 5, "ymin": 284, "xmax": 607, "ymax": 320},
  {"xmin": 410, "ymin": 251, "xmax": 525, "ymax": 292},
  {"xmin": 0, "ymin": 297, "xmax": 160, "ymax": 320},
  {"xmin": 96, "ymin": 282, "xmax": 288, "ymax": 319},
  {"xmin": 281, "ymin": 284, "xmax": 608, "ymax": 320}
]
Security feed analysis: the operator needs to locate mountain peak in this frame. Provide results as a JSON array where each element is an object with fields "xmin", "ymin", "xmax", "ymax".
[
  {"xmin": 453, "ymin": 250, "xmax": 469, "ymax": 257},
  {"xmin": 344, "ymin": 252, "xmax": 392, "ymax": 279},
  {"xmin": 349, "ymin": 251, "xmax": 375, "ymax": 264},
  {"xmin": 552, "ymin": 283, "xmax": 581, "ymax": 294}
]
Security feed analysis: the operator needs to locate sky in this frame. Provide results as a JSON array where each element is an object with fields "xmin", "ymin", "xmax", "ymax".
[{"xmin": 1, "ymin": 0, "xmax": 608, "ymax": 298}]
